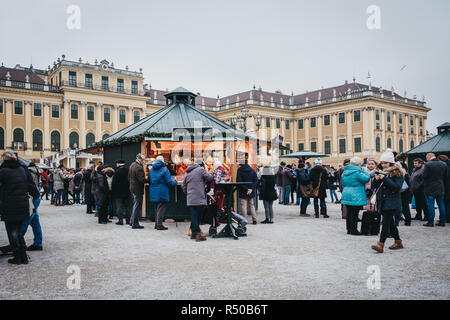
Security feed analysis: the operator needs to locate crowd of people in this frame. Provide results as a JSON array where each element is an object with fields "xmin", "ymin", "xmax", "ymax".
[{"xmin": 0, "ymin": 147, "xmax": 449, "ymax": 264}]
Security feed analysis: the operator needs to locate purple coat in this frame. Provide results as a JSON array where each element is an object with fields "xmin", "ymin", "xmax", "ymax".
[{"xmin": 182, "ymin": 163, "xmax": 213, "ymax": 206}]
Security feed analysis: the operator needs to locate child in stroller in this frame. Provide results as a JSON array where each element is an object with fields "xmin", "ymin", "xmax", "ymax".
[{"xmin": 206, "ymin": 190, "xmax": 247, "ymax": 238}]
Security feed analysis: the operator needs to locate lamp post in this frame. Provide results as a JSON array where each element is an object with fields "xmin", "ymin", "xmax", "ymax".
[{"xmin": 230, "ymin": 108, "xmax": 262, "ymax": 133}]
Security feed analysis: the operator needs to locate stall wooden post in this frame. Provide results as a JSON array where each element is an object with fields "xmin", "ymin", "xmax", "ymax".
[{"xmin": 141, "ymin": 139, "xmax": 147, "ymax": 219}]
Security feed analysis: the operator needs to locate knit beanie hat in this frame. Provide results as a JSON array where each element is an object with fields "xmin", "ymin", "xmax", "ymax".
[
  {"xmin": 314, "ymin": 158, "xmax": 323, "ymax": 166},
  {"xmin": 379, "ymin": 149, "xmax": 395, "ymax": 164},
  {"xmin": 213, "ymin": 160, "xmax": 222, "ymax": 170}
]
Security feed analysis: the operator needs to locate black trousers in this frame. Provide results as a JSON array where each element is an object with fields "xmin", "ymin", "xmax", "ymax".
[
  {"xmin": 98, "ymin": 204, "xmax": 109, "ymax": 223},
  {"xmin": 400, "ymin": 191, "xmax": 412, "ymax": 224},
  {"xmin": 313, "ymin": 197, "xmax": 326, "ymax": 215},
  {"xmin": 5, "ymin": 221, "xmax": 26, "ymax": 251},
  {"xmin": 290, "ymin": 184, "xmax": 296, "ymax": 203},
  {"xmin": 346, "ymin": 205, "xmax": 360, "ymax": 233},
  {"xmin": 380, "ymin": 210, "xmax": 401, "ymax": 243},
  {"xmin": 40, "ymin": 186, "xmax": 49, "ymax": 200},
  {"xmin": 413, "ymin": 192, "xmax": 428, "ymax": 219}
]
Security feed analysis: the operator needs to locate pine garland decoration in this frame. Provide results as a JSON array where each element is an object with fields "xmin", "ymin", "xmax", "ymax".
[{"xmin": 93, "ymin": 132, "xmax": 172, "ymax": 148}]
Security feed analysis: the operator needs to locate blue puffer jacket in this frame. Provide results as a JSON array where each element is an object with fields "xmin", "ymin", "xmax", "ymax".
[
  {"xmin": 149, "ymin": 160, "xmax": 177, "ymax": 203},
  {"xmin": 341, "ymin": 165, "xmax": 371, "ymax": 206}
]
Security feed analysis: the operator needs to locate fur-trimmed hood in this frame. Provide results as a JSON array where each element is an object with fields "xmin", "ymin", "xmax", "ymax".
[{"xmin": 385, "ymin": 165, "xmax": 405, "ymax": 177}]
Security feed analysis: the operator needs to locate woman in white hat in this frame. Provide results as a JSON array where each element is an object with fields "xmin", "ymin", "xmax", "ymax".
[{"xmin": 371, "ymin": 149, "xmax": 405, "ymax": 253}]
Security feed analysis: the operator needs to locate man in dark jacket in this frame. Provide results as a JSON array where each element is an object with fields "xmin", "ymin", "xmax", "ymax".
[
  {"xmin": 237, "ymin": 162, "xmax": 258, "ymax": 224},
  {"xmin": 111, "ymin": 160, "xmax": 131, "ymax": 225},
  {"xmin": 423, "ymin": 153, "xmax": 447, "ymax": 227},
  {"xmin": 410, "ymin": 158, "xmax": 428, "ymax": 221},
  {"xmin": 0, "ymin": 152, "xmax": 39, "ymax": 264},
  {"xmin": 281, "ymin": 165, "xmax": 294, "ymax": 205},
  {"xmin": 437, "ymin": 154, "xmax": 450, "ymax": 223},
  {"xmin": 83, "ymin": 162, "xmax": 95, "ymax": 214},
  {"xmin": 94, "ymin": 165, "xmax": 109, "ymax": 224},
  {"xmin": 128, "ymin": 153, "xmax": 147, "ymax": 229},
  {"xmin": 309, "ymin": 158, "xmax": 329, "ymax": 218},
  {"xmin": 296, "ymin": 163, "xmax": 311, "ymax": 216}
]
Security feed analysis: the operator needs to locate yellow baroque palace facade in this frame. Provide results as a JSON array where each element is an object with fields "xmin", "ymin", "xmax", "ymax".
[{"xmin": 0, "ymin": 55, "xmax": 430, "ymax": 168}]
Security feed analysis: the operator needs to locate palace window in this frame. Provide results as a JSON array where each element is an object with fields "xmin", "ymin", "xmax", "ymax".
[
  {"xmin": 51, "ymin": 131, "xmax": 60, "ymax": 152},
  {"xmin": 420, "ymin": 129, "xmax": 423, "ymax": 136},
  {"xmin": 339, "ymin": 139, "xmax": 346, "ymax": 153},
  {"xmin": 353, "ymin": 110, "xmax": 361, "ymax": 122},
  {"xmin": 0, "ymin": 99, "xmax": 3, "ymax": 113},
  {"xmin": 69, "ymin": 132, "xmax": 79, "ymax": 149},
  {"xmin": 387, "ymin": 124, "xmax": 391, "ymax": 131},
  {"xmin": 87, "ymin": 106, "xmax": 94, "ymax": 120},
  {"xmin": 411, "ymin": 127, "xmax": 414, "ymax": 134},
  {"xmin": 310, "ymin": 117, "xmax": 316, "ymax": 128},
  {"xmin": 134, "ymin": 111, "xmax": 140, "ymax": 123},
  {"xmin": 86, "ymin": 133, "xmax": 95, "ymax": 147},
  {"xmin": 14, "ymin": 101, "xmax": 23, "ymax": 115},
  {"xmin": 120, "ymin": 109, "xmax": 126, "ymax": 123},
  {"xmin": 71, "ymin": 104, "xmax": 78, "ymax": 119},
  {"xmin": 69, "ymin": 71, "xmax": 77, "ymax": 86},
  {"xmin": 104, "ymin": 107, "xmax": 110, "ymax": 122},
  {"xmin": 311, "ymin": 142, "xmax": 317, "ymax": 153},
  {"xmin": 399, "ymin": 126, "xmax": 403, "ymax": 133},
  {"xmin": 32, "ymin": 130, "xmax": 43, "ymax": 151},
  {"xmin": 387, "ymin": 111, "xmax": 391, "ymax": 122},
  {"xmin": 376, "ymin": 109, "xmax": 380, "ymax": 121},
  {"xmin": 266, "ymin": 117, "xmax": 270, "ymax": 128},
  {"xmin": 102, "ymin": 134, "xmax": 110, "ymax": 140},
  {"xmin": 276, "ymin": 118, "xmax": 280, "ymax": 129},
  {"xmin": 85, "ymin": 74, "xmax": 93, "ymax": 88},
  {"xmin": 286, "ymin": 143, "xmax": 291, "ymax": 153},
  {"xmin": 117, "ymin": 79, "xmax": 124, "ymax": 92},
  {"xmin": 410, "ymin": 116, "xmax": 414, "ymax": 126},
  {"xmin": 399, "ymin": 139, "xmax": 404, "ymax": 153},
  {"xmin": 102, "ymin": 76, "xmax": 109, "ymax": 90},
  {"xmin": 354, "ymin": 137, "xmax": 362, "ymax": 153},
  {"xmin": 298, "ymin": 143, "xmax": 304, "ymax": 151},
  {"xmin": 376, "ymin": 123, "xmax": 380, "ymax": 130},
  {"xmin": 324, "ymin": 140, "xmax": 331, "ymax": 154},
  {"xmin": 132, "ymin": 81, "xmax": 138, "ymax": 94},
  {"xmin": 324, "ymin": 115, "xmax": 330, "ymax": 126},
  {"xmin": 387, "ymin": 138, "xmax": 392, "ymax": 149},
  {"xmin": 376, "ymin": 137, "xmax": 381, "ymax": 152},
  {"xmin": 399, "ymin": 113, "xmax": 403, "ymax": 124},
  {"xmin": 419, "ymin": 117, "xmax": 423, "ymax": 127},
  {"xmin": 13, "ymin": 128, "xmax": 24, "ymax": 142},
  {"xmin": 285, "ymin": 120, "xmax": 290, "ymax": 130},
  {"xmin": 338, "ymin": 112, "xmax": 345, "ymax": 124},
  {"xmin": 0, "ymin": 127, "xmax": 4, "ymax": 149},
  {"xmin": 298, "ymin": 119, "xmax": 303, "ymax": 129},
  {"xmin": 410, "ymin": 140, "xmax": 414, "ymax": 149},
  {"xmin": 33, "ymin": 103, "xmax": 42, "ymax": 117},
  {"xmin": 52, "ymin": 105, "xmax": 59, "ymax": 118}
]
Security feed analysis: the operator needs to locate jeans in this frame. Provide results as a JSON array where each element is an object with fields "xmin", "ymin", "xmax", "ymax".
[
  {"xmin": 114, "ymin": 197, "xmax": 131, "ymax": 222},
  {"xmin": 380, "ymin": 209, "xmax": 401, "ymax": 243},
  {"xmin": 263, "ymin": 200, "xmax": 274, "ymax": 220},
  {"xmin": 330, "ymin": 189, "xmax": 338, "ymax": 202},
  {"xmin": 283, "ymin": 185, "xmax": 291, "ymax": 205},
  {"xmin": 426, "ymin": 194, "xmax": 447, "ymax": 224},
  {"xmin": 278, "ymin": 186, "xmax": 284, "ymax": 204},
  {"xmin": 74, "ymin": 190, "xmax": 81, "ymax": 204},
  {"xmin": 20, "ymin": 197, "xmax": 43, "ymax": 247},
  {"xmin": 131, "ymin": 193, "xmax": 143, "ymax": 227},
  {"xmin": 188, "ymin": 206, "xmax": 203, "ymax": 234},
  {"xmin": 56, "ymin": 189, "xmax": 64, "ymax": 204},
  {"xmin": 300, "ymin": 197, "xmax": 309, "ymax": 214},
  {"xmin": 313, "ymin": 197, "xmax": 327, "ymax": 215}
]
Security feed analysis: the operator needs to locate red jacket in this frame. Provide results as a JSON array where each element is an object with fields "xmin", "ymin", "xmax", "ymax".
[{"xmin": 40, "ymin": 171, "xmax": 49, "ymax": 188}]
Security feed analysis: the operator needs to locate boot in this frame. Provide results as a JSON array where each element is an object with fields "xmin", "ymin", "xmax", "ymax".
[
  {"xmin": 156, "ymin": 225, "xmax": 168, "ymax": 230},
  {"xmin": 371, "ymin": 242, "xmax": 384, "ymax": 253},
  {"xmin": 389, "ymin": 240, "xmax": 404, "ymax": 250},
  {"xmin": 413, "ymin": 214, "xmax": 422, "ymax": 220},
  {"xmin": 260, "ymin": 218, "xmax": 270, "ymax": 224},
  {"xmin": 315, "ymin": 213, "xmax": 319, "ymax": 218},
  {"xmin": 50, "ymin": 200, "xmax": 56, "ymax": 205},
  {"xmin": 195, "ymin": 233, "xmax": 207, "ymax": 242},
  {"xmin": 8, "ymin": 247, "xmax": 28, "ymax": 265},
  {"xmin": 116, "ymin": 219, "xmax": 124, "ymax": 225}
]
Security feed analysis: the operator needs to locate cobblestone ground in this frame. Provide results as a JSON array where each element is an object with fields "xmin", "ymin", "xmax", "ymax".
[{"xmin": 0, "ymin": 197, "xmax": 449, "ymax": 300}]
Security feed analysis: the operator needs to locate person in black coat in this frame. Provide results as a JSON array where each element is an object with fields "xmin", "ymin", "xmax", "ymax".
[
  {"xmin": 259, "ymin": 166, "xmax": 278, "ymax": 224},
  {"xmin": 94, "ymin": 165, "xmax": 109, "ymax": 224},
  {"xmin": 0, "ymin": 152, "xmax": 39, "ymax": 264},
  {"xmin": 437, "ymin": 155, "xmax": 450, "ymax": 223},
  {"xmin": 423, "ymin": 153, "xmax": 447, "ymax": 226},
  {"xmin": 371, "ymin": 150, "xmax": 405, "ymax": 253},
  {"xmin": 309, "ymin": 159, "xmax": 329, "ymax": 218},
  {"xmin": 296, "ymin": 164, "xmax": 311, "ymax": 216},
  {"xmin": 111, "ymin": 160, "xmax": 131, "ymax": 225},
  {"xmin": 237, "ymin": 162, "xmax": 258, "ymax": 224},
  {"xmin": 83, "ymin": 162, "xmax": 95, "ymax": 214}
]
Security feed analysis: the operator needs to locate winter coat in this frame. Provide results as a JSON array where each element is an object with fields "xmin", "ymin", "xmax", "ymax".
[
  {"xmin": 0, "ymin": 160, "xmax": 39, "ymax": 223},
  {"xmin": 94, "ymin": 170, "xmax": 109, "ymax": 206},
  {"xmin": 236, "ymin": 164, "xmax": 258, "ymax": 199},
  {"xmin": 371, "ymin": 166, "xmax": 404, "ymax": 212},
  {"xmin": 327, "ymin": 171, "xmax": 338, "ymax": 190},
  {"xmin": 341, "ymin": 165, "xmax": 370, "ymax": 206},
  {"xmin": 128, "ymin": 161, "xmax": 147, "ymax": 195},
  {"xmin": 53, "ymin": 168, "xmax": 68, "ymax": 191},
  {"xmin": 111, "ymin": 165, "xmax": 131, "ymax": 199},
  {"xmin": 259, "ymin": 174, "xmax": 278, "ymax": 201},
  {"xmin": 149, "ymin": 160, "xmax": 177, "ymax": 203},
  {"xmin": 72, "ymin": 172, "xmax": 83, "ymax": 192},
  {"xmin": 423, "ymin": 158, "xmax": 447, "ymax": 196},
  {"xmin": 281, "ymin": 168, "xmax": 293, "ymax": 187},
  {"xmin": 309, "ymin": 165, "xmax": 328, "ymax": 199},
  {"xmin": 445, "ymin": 160, "xmax": 450, "ymax": 203},
  {"xmin": 275, "ymin": 166, "xmax": 283, "ymax": 186},
  {"xmin": 83, "ymin": 169, "xmax": 93, "ymax": 200},
  {"xmin": 29, "ymin": 166, "xmax": 40, "ymax": 188},
  {"xmin": 40, "ymin": 171, "xmax": 49, "ymax": 188},
  {"xmin": 409, "ymin": 166, "xmax": 425, "ymax": 193},
  {"xmin": 181, "ymin": 163, "xmax": 213, "ymax": 206}
]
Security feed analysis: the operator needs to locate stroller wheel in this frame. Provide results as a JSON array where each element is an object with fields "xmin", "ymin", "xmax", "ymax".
[{"xmin": 209, "ymin": 226, "xmax": 217, "ymax": 238}]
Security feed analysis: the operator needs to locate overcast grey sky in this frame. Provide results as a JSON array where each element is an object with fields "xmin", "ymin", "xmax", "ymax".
[{"xmin": 1, "ymin": 0, "xmax": 449, "ymax": 131}]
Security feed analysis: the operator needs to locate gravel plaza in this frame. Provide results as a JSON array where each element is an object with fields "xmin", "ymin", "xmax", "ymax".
[{"xmin": 0, "ymin": 197, "xmax": 448, "ymax": 300}]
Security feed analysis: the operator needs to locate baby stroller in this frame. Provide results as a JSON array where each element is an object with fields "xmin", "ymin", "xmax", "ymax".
[{"xmin": 206, "ymin": 190, "xmax": 247, "ymax": 238}]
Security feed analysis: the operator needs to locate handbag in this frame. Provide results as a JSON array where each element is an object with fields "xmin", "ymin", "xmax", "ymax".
[
  {"xmin": 400, "ymin": 180, "xmax": 408, "ymax": 192},
  {"xmin": 370, "ymin": 181, "xmax": 384, "ymax": 205},
  {"xmin": 311, "ymin": 172, "xmax": 323, "ymax": 198}
]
